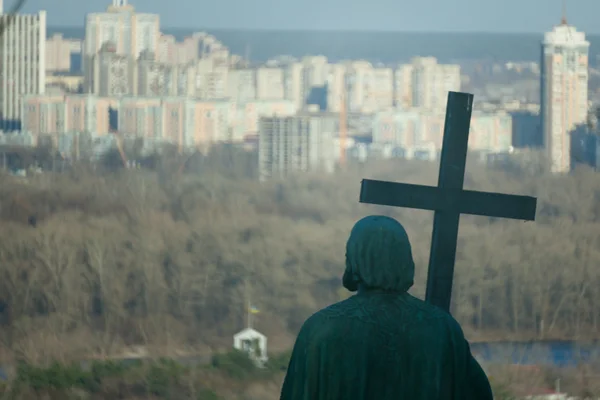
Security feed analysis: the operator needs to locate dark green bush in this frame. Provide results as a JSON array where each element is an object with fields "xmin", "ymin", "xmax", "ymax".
[
  {"xmin": 210, "ymin": 349, "xmax": 258, "ymax": 380},
  {"xmin": 197, "ymin": 387, "xmax": 221, "ymax": 400},
  {"xmin": 265, "ymin": 350, "xmax": 292, "ymax": 372}
]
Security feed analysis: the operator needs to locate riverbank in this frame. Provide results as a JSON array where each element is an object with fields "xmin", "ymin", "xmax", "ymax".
[
  {"xmin": 0, "ymin": 350, "xmax": 290, "ymax": 400},
  {"xmin": 3, "ymin": 350, "xmax": 599, "ymax": 399}
]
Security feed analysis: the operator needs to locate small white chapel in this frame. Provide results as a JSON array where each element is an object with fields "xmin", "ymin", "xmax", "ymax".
[{"xmin": 233, "ymin": 304, "xmax": 268, "ymax": 367}]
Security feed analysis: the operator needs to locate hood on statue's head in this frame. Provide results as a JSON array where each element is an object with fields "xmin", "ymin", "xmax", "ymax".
[{"xmin": 343, "ymin": 215, "xmax": 415, "ymax": 293}]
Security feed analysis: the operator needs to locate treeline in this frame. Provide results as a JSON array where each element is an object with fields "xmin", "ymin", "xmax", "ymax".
[{"xmin": 0, "ymin": 147, "xmax": 599, "ymax": 369}]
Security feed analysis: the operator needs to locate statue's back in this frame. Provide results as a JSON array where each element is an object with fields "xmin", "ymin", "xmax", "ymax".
[{"xmin": 280, "ymin": 290, "xmax": 492, "ymax": 400}]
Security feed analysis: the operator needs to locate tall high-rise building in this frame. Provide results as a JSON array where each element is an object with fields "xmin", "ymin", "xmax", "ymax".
[
  {"xmin": 541, "ymin": 17, "xmax": 589, "ymax": 173},
  {"xmin": 0, "ymin": 10, "xmax": 46, "ymax": 131},
  {"xmin": 83, "ymin": 0, "xmax": 160, "ymax": 93}
]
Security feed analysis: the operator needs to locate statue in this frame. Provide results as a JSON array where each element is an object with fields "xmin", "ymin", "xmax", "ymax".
[{"xmin": 280, "ymin": 216, "xmax": 493, "ymax": 400}]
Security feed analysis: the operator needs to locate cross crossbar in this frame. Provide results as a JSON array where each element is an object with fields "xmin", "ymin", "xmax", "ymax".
[
  {"xmin": 360, "ymin": 180, "xmax": 537, "ymax": 221},
  {"xmin": 359, "ymin": 91, "xmax": 537, "ymax": 313}
]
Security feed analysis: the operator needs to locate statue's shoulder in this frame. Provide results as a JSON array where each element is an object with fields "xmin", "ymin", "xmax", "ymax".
[
  {"xmin": 296, "ymin": 298, "xmax": 357, "ymax": 335},
  {"xmin": 404, "ymin": 295, "xmax": 465, "ymax": 327}
]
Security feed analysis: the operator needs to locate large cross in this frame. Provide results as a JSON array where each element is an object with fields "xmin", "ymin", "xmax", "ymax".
[{"xmin": 359, "ymin": 92, "xmax": 537, "ymax": 313}]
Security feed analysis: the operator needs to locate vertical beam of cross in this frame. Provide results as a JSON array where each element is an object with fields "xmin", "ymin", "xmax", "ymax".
[{"xmin": 424, "ymin": 92, "xmax": 473, "ymax": 312}]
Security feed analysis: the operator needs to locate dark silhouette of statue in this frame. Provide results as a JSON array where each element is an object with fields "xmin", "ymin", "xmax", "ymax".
[{"xmin": 280, "ymin": 215, "xmax": 493, "ymax": 400}]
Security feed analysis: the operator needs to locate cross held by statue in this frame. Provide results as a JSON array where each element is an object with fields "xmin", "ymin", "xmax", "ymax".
[{"xmin": 359, "ymin": 91, "xmax": 537, "ymax": 313}]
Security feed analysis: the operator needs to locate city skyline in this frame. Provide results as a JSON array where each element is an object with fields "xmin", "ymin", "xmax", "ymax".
[
  {"xmin": 3, "ymin": 0, "xmax": 597, "ymax": 176},
  {"xmin": 16, "ymin": 0, "xmax": 600, "ymax": 34}
]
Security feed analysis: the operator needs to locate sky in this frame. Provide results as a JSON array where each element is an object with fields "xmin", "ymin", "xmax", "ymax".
[{"xmin": 16, "ymin": 0, "xmax": 600, "ymax": 33}]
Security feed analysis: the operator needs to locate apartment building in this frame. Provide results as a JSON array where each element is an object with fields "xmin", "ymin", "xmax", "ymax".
[
  {"xmin": 23, "ymin": 94, "xmax": 234, "ymax": 148},
  {"xmin": 195, "ymin": 58, "xmax": 228, "ymax": 99},
  {"xmin": 541, "ymin": 19, "xmax": 589, "ymax": 173},
  {"xmin": 258, "ymin": 113, "xmax": 336, "ymax": 181},
  {"xmin": 256, "ymin": 67, "xmax": 285, "ymax": 100},
  {"xmin": 409, "ymin": 57, "xmax": 461, "ymax": 112},
  {"xmin": 368, "ymin": 67, "xmax": 395, "ymax": 112},
  {"xmin": 326, "ymin": 63, "xmax": 346, "ymax": 113},
  {"xmin": 228, "ymin": 68, "xmax": 256, "ymax": 103},
  {"xmin": 372, "ymin": 109, "xmax": 439, "ymax": 151},
  {"xmin": 231, "ymin": 100, "xmax": 298, "ymax": 141},
  {"xmin": 117, "ymin": 97, "xmax": 232, "ymax": 146},
  {"xmin": 372, "ymin": 109, "xmax": 512, "ymax": 155},
  {"xmin": 83, "ymin": 0, "xmax": 160, "ymax": 92},
  {"xmin": 0, "ymin": 9, "xmax": 46, "ymax": 131},
  {"xmin": 45, "ymin": 33, "xmax": 82, "ymax": 74},
  {"xmin": 469, "ymin": 111, "xmax": 513, "ymax": 153},
  {"xmin": 91, "ymin": 42, "xmax": 135, "ymax": 96},
  {"xmin": 394, "ymin": 58, "xmax": 460, "ymax": 112},
  {"xmin": 284, "ymin": 62, "xmax": 304, "ymax": 108},
  {"xmin": 21, "ymin": 94, "xmax": 116, "ymax": 136}
]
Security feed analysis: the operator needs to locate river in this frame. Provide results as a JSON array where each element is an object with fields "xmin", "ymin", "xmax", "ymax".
[{"xmin": 471, "ymin": 340, "xmax": 600, "ymax": 367}]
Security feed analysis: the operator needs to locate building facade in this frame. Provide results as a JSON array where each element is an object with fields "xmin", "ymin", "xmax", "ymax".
[
  {"xmin": 258, "ymin": 113, "xmax": 336, "ymax": 181},
  {"xmin": 22, "ymin": 94, "xmax": 116, "ymax": 136},
  {"xmin": 83, "ymin": 0, "xmax": 160, "ymax": 93},
  {"xmin": 0, "ymin": 10, "xmax": 46, "ymax": 131},
  {"xmin": 372, "ymin": 109, "xmax": 512, "ymax": 155},
  {"xmin": 541, "ymin": 19, "xmax": 589, "ymax": 173},
  {"xmin": 45, "ymin": 33, "xmax": 82, "ymax": 74}
]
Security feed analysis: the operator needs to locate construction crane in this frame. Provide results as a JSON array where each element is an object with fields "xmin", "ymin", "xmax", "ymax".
[
  {"xmin": 339, "ymin": 83, "xmax": 348, "ymax": 168},
  {"xmin": 178, "ymin": 128, "xmax": 183, "ymax": 155},
  {"xmin": 110, "ymin": 130, "xmax": 128, "ymax": 168}
]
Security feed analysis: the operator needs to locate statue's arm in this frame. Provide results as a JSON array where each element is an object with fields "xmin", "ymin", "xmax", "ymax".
[
  {"xmin": 445, "ymin": 315, "xmax": 493, "ymax": 400},
  {"xmin": 280, "ymin": 342, "xmax": 304, "ymax": 400},
  {"xmin": 280, "ymin": 317, "xmax": 315, "ymax": 400},
  {"xmin": 465, "ymin": 345, "xmax": 493, "ymax": 400}
]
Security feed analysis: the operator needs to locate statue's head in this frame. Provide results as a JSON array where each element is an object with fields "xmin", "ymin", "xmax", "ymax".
[{"xmin": 343, "ymin": 215, "xmax": 415, "ymax": 293}]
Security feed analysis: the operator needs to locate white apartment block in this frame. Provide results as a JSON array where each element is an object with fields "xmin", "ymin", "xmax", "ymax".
[
  {"xmin": 136, "ymin": 51, "xmax": 178, "ymax": 97},
  {"xmin": 541, "ymin": 20, "xmax": 589, "ymax": 173},
  {"xmin": 22, "ymin": 94, "xmax": 234, "ymax": 147},
  {"xmin": 284, "ymin": 62, "xmax": 304, "ymax": 108},
  {"xmin": 394, "ymin": 66, "xmax": 413, "ymax": 108},
  {"xmin": 344, "ymin": 61, "xmax": 368, "ymax": 112},
  {"xmin": 89, "ymin": 47, "xmax": 198, "ymax": 98},
  {"xmin": 232, "ymin": 100, "xmax": 297, "ymax": 141},
  {"xmin": 118, "ymin": 97, "xmax": 232, "ymax": 146},
  {"xmin": 406, "ymin": 57, "xmax": 461, "ymax": 112},
  {"xmin": 83, "ymin": 0, "xmax": 160, "ymax": 93},
  {"xmin": 195, "ymin": 58, "xmax": 228, "ymax": 99},
  {"xmin": 301, "ymin": 56, "xmax": 330, "ymax": 105},
  {"xmin": 302, "ymin": 56, "xmax": 329, "ymax": 87},
  {"xmin": 468, "ymin": 111, "xmax": 513, "ymax": 153},
  {"xmin": 326, "ymin": 63, "xmax": 346, "ymax": 113},
  {"xmin": 228, "ymin": 68, "xmax": 256, "ymax": 103},
  {"xmin": 256, "ymin": 67, "xmax": 285, "ymax": 100},
  {"xmin": 258, "ymin": 113, "xmax": 336, "ymax": 181},
  {"xmin": 0, "ymin": 10, "xmax": 46, "ymax": 131},
  {"xmin": 22, "ymin": 94, "xmax": 116, "ymax": 136},
  {"xmin": 373, "ymin": 109, "xmax": 439, "ymax": 150},
  {"xmin": 45, "ymin": 33, "xmax": 82, "ymax": 74},
  {"xmin": 368, "ymin": 67, "xmax": 394, "ymax": 112},
  {"xmin": 372, "ymin": 109, "xmax": 512, "ymax": 155},
  {"xmin": 23, "ymin": 93, "xmax": 300, "ymax": 149},
  {"xmin": 92, "ymin": 43, "xmax": 135, "ymax": 97},
  {"xmin": 157, "ymin": 32, "xmax": 230, "ymax": 66}
]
